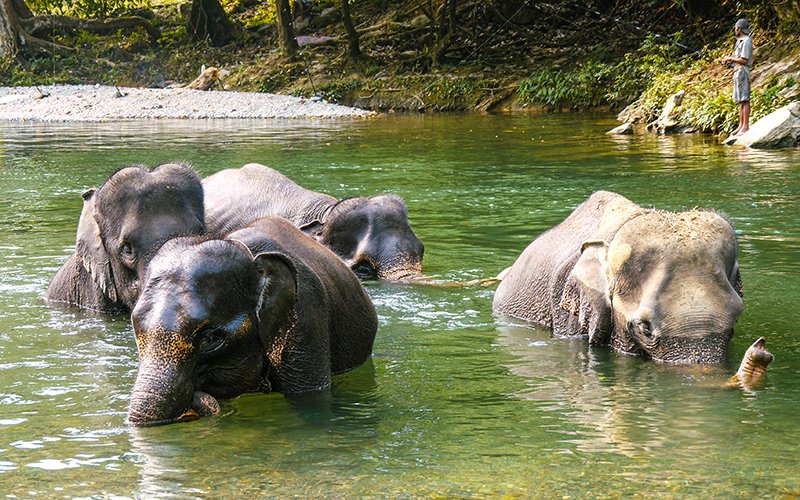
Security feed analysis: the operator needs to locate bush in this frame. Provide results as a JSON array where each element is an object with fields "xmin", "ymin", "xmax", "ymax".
[{"xmin": 27, "ymin": 0, "xmax": 152, "ymax": 18}]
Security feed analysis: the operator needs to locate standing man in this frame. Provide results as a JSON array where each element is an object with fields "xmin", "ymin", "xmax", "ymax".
[{"xmin": 723, "ymin": 19, "xmax": 753, "ymax": 137}]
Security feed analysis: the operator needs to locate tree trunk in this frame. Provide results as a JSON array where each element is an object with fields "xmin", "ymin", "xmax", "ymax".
[
  {"xmin": 1, "ymin": 0, "xmax": 160, "ymax": 62},
  {"xmin": 275, "ymin": 0, "xmax": 298, "ymax": 57},
  {"xmin": 340, "ymin": 0, "xmax": 361, "ymax": 60},
  {"xmin": 0, "ymin": 0, "xmax": 23, "ymax": 61},
  {"xmin": 188, "ymin": 0, "xmax": 239, "ymax": 47}
]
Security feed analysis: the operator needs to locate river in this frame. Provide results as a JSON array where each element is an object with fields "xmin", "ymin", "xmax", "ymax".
[{"xmin": 1, "ymin": 114, "xmax": 798, "ymax": 497}]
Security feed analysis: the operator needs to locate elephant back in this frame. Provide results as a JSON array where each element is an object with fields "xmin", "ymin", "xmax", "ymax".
[
  {"xmin": 493, "ymin": 191, "xmax": 642, "ymax": 327},
  {"xmin": 229, "ymin": 217, "xmax": 378, "ymax": 374},
  {"xmin": 203, "ymin": 163, "xmax": 337, "ymax": 235}
]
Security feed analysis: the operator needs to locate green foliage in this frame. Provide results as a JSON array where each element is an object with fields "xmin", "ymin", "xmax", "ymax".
[
  {"xmin": 27, "ymin": 0, "xmax": 152, "ymax": 18},
  {"xmin": 424, "ymin": 76, "xmax": 485, "ymax": 102},
  {"xmin": 517, "ymin": 34, "xmax": 692, "ymax": 111},
  {"xmin": 517, "ymin": 61, "xmax": 612, "ymax": 110},
  {"xmin": 313, "ymin": 80, "xmax": 359, "ymax": 101},
  {"xmin": 232, "ymin": 2, "xmax": 278, "ymax": 27},
  {"xmin": 605, "ymin": 33, "xmax": 693, "ymax": 106}
]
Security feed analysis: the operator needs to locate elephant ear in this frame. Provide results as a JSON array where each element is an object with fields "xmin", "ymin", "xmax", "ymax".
[
  {"xmin": 252, "ymin": 252, "xmax": 299, "ymax": 349},
  {"xmin": 299, "ymin": 220, "xmax": 325, "ymax": 242},
  {"xmin": 570, "ymin": 240, "xmax": 614, "ymax": 345},
  {"xmin": 75, "ymin": 189, "xmax": 118, "ymax": 303},
  {"xmin": 731, "ymin": 262, "xmax": 744, "ymax": 298}
]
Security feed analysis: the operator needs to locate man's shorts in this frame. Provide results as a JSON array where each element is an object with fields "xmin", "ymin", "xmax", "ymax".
[{"xmin": 733, "ymin": 67, "xmax": 751, "ymax": 102}]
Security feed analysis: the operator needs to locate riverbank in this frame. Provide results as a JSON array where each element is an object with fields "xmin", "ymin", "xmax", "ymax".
[{"xmin": 0, "ymin": 85, "xmax": 373, "ymax": 121}]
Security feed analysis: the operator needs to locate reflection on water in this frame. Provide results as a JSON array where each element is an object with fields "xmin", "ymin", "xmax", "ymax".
[{"xmin": 1, "ymin": 114, "xmax": 799, "ymax": 496}]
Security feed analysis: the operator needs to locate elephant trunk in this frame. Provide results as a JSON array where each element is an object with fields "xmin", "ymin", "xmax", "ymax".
[
  {"xmin": 728, "ymin": 337, "xmax": 774, "ymax": 389},
  {"xmin": 127, "ymin": 359, "xmax": 197, "ymax": 427}
]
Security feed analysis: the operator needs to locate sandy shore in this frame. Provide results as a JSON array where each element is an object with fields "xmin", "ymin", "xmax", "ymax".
[{"xmin": 0, "ymin": 85, "xmax": 374, "ymax": 121}]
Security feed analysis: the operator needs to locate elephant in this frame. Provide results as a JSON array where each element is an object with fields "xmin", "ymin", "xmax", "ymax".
[
  {"xmin": 493, "ymin": 191, "xmax": 744, "ymax": 364},
  {"xmin": 45, "ymin": 163, "xmax": 205, "ymax": 313},
  {"xmin": 202, "ymin": 163, "xmax": 424, "ymax": 280},
  {"xmin": 126, "ymin": 216, "xmax": 378, "ymax": 426}
]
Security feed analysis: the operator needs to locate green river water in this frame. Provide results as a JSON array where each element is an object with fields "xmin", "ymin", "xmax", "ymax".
[{"xmin": 0, "ymin": 113, "xmax": 798, "ymax": 498}]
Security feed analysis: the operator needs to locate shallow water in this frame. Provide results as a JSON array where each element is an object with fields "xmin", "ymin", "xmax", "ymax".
[{"xmin": 1, "ymin": 114, "xmax": 799, "ymax": 497}]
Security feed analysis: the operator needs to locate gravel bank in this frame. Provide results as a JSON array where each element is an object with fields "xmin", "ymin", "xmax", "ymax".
[{"xmin": 0, "ymin": 85, "xmax": 374, "ymax": 121}]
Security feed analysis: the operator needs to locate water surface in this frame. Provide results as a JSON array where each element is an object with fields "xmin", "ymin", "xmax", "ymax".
[{"xmin": 1, "ymin": 114, "xmax": 799, "ymax": 497}]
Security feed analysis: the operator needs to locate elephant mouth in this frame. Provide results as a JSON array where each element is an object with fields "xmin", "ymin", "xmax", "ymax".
[
  {"xmin": 177, "ymin": 391, "xmax": 221, "ymax": 423},
  {"xmin": 127, "ymin": 390, "xmax": 221, "ymax": 427}
]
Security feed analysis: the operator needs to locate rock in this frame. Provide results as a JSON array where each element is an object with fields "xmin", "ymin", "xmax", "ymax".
[
  {"xmin": 607, "ymin": 122, "xmax": 634, "ymax": 135},
  {"xmin": 410, "ymin": 14, "xmax": 429, "ymax": 28},
  {"xmin": 186, "ymin": 66, "xmax": 223, "ymax": 91},
  {"xmin": 728, "ymin": 101, "xmax": 800, "ymax": 149},
  {"xmin": 646, "ymin": 90, "xmax": 685, "ymax": 134}
]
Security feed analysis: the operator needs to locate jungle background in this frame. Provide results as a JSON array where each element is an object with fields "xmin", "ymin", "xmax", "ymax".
[{"xmin": 1, "ymin": 0, "xmax": 799, "ymax": 133}]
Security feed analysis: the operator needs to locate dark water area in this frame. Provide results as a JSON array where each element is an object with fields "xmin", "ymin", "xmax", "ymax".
[{"xmin": 1, "ymin": 114, "xmax": 798, "ymax": 497}]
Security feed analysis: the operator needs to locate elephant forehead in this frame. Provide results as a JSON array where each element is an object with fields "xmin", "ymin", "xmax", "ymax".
[{"xmin": 619, "ymin": 211, "xmax": 734, "ymax": 249}]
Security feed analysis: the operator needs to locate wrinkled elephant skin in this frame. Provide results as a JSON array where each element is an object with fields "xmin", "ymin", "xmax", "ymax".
[
  {"xmin": 45, "ymin": 163, "xmax": 205, "ymax": 313},
  {"xmin": 127, "ymin": 217, "xmax": 378, "ymax": 426},
  {"xmin": 493, "ymin": 191, "xmax": 744, "ymax": 364},
  {"xmin": 203, "ymin": 163, "xmax": 424, "ymax": 280}
]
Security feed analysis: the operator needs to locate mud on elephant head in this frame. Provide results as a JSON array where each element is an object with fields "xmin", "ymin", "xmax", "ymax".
[
  {"xmin": 126, "ymin": 217, "xmax": 378, "ymax": 426},
  {"xmin": 45, "ymin": 163, "xmax": 205, "ymax": 313},
  {"xmin": 494, "ymin": 191, "xmax": 744, "ymax": 364}
]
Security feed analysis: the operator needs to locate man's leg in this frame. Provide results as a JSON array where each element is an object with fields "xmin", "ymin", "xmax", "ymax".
[
  {"xmin": 741, "ymin": 100, "xmax": 751, "ymax": 134},
  {"xmin": 733, "ymin": 104, "xmax": 743, "ymax": 136}
]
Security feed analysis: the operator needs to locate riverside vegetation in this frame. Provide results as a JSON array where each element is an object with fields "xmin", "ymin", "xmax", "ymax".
[{"xmin": 1, "ymin": 0, "xmax": 799, "ymax": 133}]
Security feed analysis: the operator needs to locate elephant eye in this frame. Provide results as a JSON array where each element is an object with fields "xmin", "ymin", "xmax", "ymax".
[
  {"xmin": 630, "ymin": 319, "xmax": 654, "ymax": 339},
  {"xmin": 196, "ymin": 328, "xmax": 226, "ymax": 354},
  {"xmin": 120, "ymin": 241, "xmax": 136, "ymax": 265},
  {"xmin": 352, "ymin": 260, "xmax": 377, "ymax": 280}
]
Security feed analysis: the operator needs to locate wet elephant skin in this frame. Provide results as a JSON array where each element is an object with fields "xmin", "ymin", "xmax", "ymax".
[
  {"xmin": 44, "ymin": 163, "xmax": 205, "ymax": 313},
  {"xmin": 202, "ymin": 163, "xmax": 424, "ymax": 280},
  {"xmin": 493, "ymin": 191, "xmax": 744, "ymax": 364},
  {"xmin": 127, "ymin": 216, "xmax": 378, "ymax": 426}
]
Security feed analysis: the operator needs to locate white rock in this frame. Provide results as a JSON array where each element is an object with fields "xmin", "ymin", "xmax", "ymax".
[
  {"xmin": 731, "ymin": 101, "xmax": 800, "ymax": 149},
  {"xmin": 607, "ymin": 122, "xmax": 634, "ymax": 135}
]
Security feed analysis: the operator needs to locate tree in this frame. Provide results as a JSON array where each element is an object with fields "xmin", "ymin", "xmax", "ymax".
[
  {"xmin": 0, "ymin": 0, "xmax": 159, "ymax": 62},
  {"xmin": 340, "ymin": 0, "xmax": 361, "ymax": 60},
  {"xmin": 275, "ymin": 0, "xmax": 298, "ymax": 57},
  {"xmin": 188, "ymin": 0, "xmax": 240, "ymax": 47}
]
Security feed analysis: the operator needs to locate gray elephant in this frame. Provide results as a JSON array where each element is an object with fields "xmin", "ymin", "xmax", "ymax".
[
  {"xmin": 126, "ymin": 216, "xmax": 378, "ymax": 426},
  {"xmin": 45, "ymin": 163, "xmax": 205, "ymax": 313},
  {"xmin": 493, "ymin": 191, "xmax": 744, "ymax": 364},
  {"xmin": 202, "ymin": 163, "xmax": 424, "ymax": 280}
]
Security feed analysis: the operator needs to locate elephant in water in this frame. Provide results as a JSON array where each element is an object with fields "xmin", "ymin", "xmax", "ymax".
[
  {"xmin": 493, "ymin": 191, "xmax": 744, "ymax": 364},
  {"xmin": 126, "ymin": 216, "xmax": 378, "ymax": 426},
  {"xmin": 45, "ymin": 163, "xmax": 205, "ymax": 313},
  {"xmin": 202, "ymin": 163, "xmax": 424, "ymax": 281}
]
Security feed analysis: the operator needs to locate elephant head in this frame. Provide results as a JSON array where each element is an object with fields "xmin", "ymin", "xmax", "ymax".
[
  {"xmin": 127, "ymin": 237, "xmax": 298, "ymax": 426},
  {"xmin": 46, "ymin": 163, "xmax": 205, "ymax": 312},
  {"xmin": 571, "ymin": 210, "xmax": 743, "ymax": 364},
  {"xmin": 91, "ymin": 163, "xmax": 205, "ymax": 309},
  {"xmin": 303, "ymin": 195, "xmax": 424, "ymax": 280}
]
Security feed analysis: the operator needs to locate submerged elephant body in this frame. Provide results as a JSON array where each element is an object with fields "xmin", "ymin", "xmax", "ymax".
[
  {"xmin": 493, "ymin": 191, "xmax": 744, "ymax": 364},
  {"xmin": 127, "ymin": 216, "xmax": 378, "ymax": 426},
  {"xmin": 45, "ymin": 163, "xmax": 205, "ymax": 313},
  {"xmin": 202, "ymin": 163, "xmax": 424, "ymax": 280}
]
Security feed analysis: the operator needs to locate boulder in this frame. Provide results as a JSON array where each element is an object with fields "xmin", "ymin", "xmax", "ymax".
[
  {"xmin": 607, "ymin": 122, "xmax": 634, "ymax": 135},
  {"xmin": 646, "ymin": 90, "xmax": 685, "ymax": 134},
  {"xmin": 728, "ymin": 101, "xmax": 800, "ymax": 149}
]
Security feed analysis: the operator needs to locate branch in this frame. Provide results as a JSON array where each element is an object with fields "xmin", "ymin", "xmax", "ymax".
[
  {"xmin": 21, "ymin": 15, "xmax": 160, "ymax": 44},
  {"xmin": 18, "ymin": 28, "xmax": 77, "ymax": 56}
]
